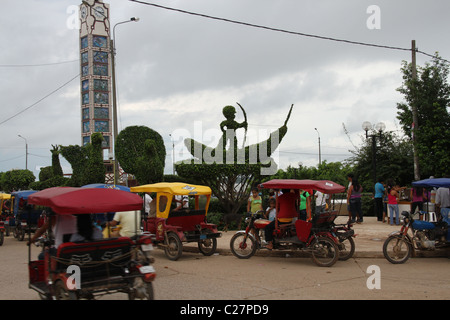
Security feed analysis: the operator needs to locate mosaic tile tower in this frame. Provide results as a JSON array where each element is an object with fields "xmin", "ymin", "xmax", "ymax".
[{"xmin": 79, "ymin": 0, "xmax": 112, "ymax": 153}]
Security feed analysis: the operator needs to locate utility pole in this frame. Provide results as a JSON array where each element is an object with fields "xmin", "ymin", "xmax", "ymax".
[
  {"xmin": 314, "ymin": 128, "xmax": 321, "ymax": 166},
  {"xmin": 411, "ymin": 40, "xmax": 420, "ymax": 180}
]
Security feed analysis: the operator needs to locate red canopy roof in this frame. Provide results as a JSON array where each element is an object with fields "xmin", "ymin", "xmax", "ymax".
[
  {"xmin": 27, "ymin": 187, "xmax": 143, "ymax": 214},
  {"xmin": 259, "ymin": 179, "xmax": 345, "ymax": 194}
]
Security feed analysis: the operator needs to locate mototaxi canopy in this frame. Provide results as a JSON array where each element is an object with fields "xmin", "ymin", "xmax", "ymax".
[
  {"xmin": 27, "ymin": 187, "xmax": 143, "ymax": 215},
  {"xmin": 131, "ymin": 182, "xmax": 212, "ymax": 196},
  {"xmin": 259, "ymin": 179, "xmax": 345, "ymax": 194},
  {"xmin": 0, "ymin": 193, "xmax": 11, "ymax": 200},
  {"xmin": 130, "ymin": 182, "xmax": 212, "ymax": 219}
]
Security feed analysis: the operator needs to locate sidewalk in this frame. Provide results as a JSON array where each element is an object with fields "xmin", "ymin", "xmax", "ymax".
[{"xmin": 185, "ymin": 216, "xmax": 446, "ymax": 258}]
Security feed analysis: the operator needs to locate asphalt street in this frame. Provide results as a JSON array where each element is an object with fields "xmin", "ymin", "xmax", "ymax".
[{"xmin": 0, "ymin": 217, "xmax": 449, "ymax": 301}]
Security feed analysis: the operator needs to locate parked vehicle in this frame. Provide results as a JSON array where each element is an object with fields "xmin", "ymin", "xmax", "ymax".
[
  {"xmin": 383, "ymin": 177, "xmax": 450, "ymax": 264},
  {"xmin": 0, "ymin": 193, "xmax": 11, "ymax": 240},
  {"xmin": 27, "ymin": 187, "xmax": 156, "ymax": 300},
  {"xmin": 230, "ymin": 179, "xmax": 346, "ymax": 267},
  {"xmin": 130, "ymin": 183, "xmax": 221, "ymax": 261},
  {"xmin": 9, "ymin": 190, "xmax": 39, "ymax": 241}
]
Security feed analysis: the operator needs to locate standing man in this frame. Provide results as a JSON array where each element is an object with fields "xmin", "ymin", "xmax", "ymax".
[{"xmin": 374, "ymin": 177, "xmax": 385, "ymax": 222}]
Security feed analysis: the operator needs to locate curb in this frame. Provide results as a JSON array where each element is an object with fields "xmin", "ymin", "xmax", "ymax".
[{"xmin": 183, "ymin": 243, "xmax": 449, "ymax": 259}]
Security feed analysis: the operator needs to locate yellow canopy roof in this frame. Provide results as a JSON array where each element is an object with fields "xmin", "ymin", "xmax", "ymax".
[
  {"xmin": 130, "ymin": 182, "xmax": 211, "ymax": 196},
  {"xmin": 0, "ymin": 193, "xmax": 11, "ymax": 200}
]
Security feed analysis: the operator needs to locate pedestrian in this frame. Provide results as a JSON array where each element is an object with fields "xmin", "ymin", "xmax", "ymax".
[
  {"xmin": 348, "ymin": 178, "xmax": 363, "ymax": 223},
  {"xmin": 346, "ymin": 173, "xmax": 354, "ymax": 222},
  {"xmin": 387, "ymin": 183, "xmax": 405, "ymax": 226},
  {"xmin": 435, "ymin": 184, "xmax": 450, "ymax": 222},
  {"xmin": 314, "ymin": 190, "xmax": 329, "ymax": 215},
  {"xmin": 298, "ymin": 189, "xmax": 311, "ymax": 221},
  {"xmin": 265, "ymin": 197, "xmax": 276, "ymax": 221},
  {"xmin": 410, "ymin": 185, "xmax": 425, "ymax": 218},
  {"xmin": 374, "ymin": 177, "xmax": 385, "ymax": 221},
  {"xmin": 247, "ymin": 187, "xmax": 263, "ymax": 214}
]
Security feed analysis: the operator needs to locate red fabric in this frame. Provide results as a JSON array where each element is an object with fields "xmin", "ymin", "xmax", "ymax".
[
  {"xmin": 28, "ymin": 187, "xmax": 142, "ymax": 214},
  {"xmin": 276, "ymin": 192, "xmax": 298, "ymax": 219}
]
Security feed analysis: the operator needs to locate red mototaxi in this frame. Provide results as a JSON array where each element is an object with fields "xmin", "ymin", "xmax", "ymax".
[{"xmin": 27, "ymin": 187, "xmax": 156, "ymax": 300}]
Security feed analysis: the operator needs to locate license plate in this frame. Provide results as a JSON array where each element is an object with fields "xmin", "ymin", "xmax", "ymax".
[
  {"xmin": 4, "ymin": 221, "xmax": 8, "ymax": 225},
  {"xmin": 200, "ymin": 234, "xmax": 207, "ymax": 240},
  {"xmin": 139, "ymin": 265, "xmax": 155, "ymax": 274},
  {"xmin": 21, "ymin": 222, "xmax": 27, "ymax": 226},
  {"xmin": 141, "ymin": 243, "xmax": 153, "ymax": 251}
]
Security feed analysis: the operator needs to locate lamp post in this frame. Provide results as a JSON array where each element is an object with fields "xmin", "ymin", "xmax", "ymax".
[
  {"xmin": 18, "ymin": 135, "xmax": 28, "ymax": 170},
  {"xmin": 169, "ymin": 134, "xmax": 175, "ymax": 174},
  {"xmin": 314, "ymin": 128, "xmax": 321, "ymax": 166},
  {"xmin": 362, "ymin": 121, "xmax": 385, "ymax": 185},
  {"xmin": 110, "ymin": 17, "xmax": 140, "ymax": 184}
]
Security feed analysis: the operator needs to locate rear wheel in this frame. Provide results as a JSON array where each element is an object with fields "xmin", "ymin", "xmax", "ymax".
[
  {"xmin": 164, "ymin": 232, "xmax": 183, "ymax": 261},
  {"xmin": 198, "ymin": 230, "xmax": 217, "ymax": 256},
  {"xmin": 383, "ymin": 235, "xmax": 412, "ymax": 264},
  {"xmin": 310, "ymin": 236, "xmax": 339, "ymax": 267},
  {"xmin": 230, "ymin": 233, "xmax": 257, "ymax": 259}
]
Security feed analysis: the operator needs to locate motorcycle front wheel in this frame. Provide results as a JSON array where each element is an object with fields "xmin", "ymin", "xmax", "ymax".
[
  {"xmin": 230, "ymin": 233, "xmax": 257, "ymax": 259},
  {"xmin": 338, "ymin": 237, "xmax": 355, "ymax": 261},
  {"xmin": 383, "ymin": 235, "xmax": 412, "ymax": 264}
]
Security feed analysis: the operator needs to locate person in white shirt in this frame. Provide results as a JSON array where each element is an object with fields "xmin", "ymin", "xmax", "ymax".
[{"xmin": 314, "ymin": 191, "xmax": 329, "ymax": 214}]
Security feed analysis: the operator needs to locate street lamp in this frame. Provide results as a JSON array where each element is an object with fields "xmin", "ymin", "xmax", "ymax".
[
  {"xmin": 362, "ymin": 121, "xmax": 385, "ymax": 185},
  {"xmin": 314, "ymin": 128, "xmax": 321, "ymax": 166},
  {"xmin": 18, "ymin": 135, "xmax": 28, "ymax": 170},
  {"xmin": 111, "ymin": 17, "xmax": 140, "ymax": 184}
]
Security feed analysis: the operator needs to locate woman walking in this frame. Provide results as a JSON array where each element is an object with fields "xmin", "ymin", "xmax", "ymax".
[{"xmin": 347, "ymin": 178, "xmax": 363, "ymax": 223}]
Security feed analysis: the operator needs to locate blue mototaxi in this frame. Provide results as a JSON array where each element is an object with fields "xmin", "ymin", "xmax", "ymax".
[{"xmin": 10, "ymin": 190, "xmax": 41, "ymax": 241}]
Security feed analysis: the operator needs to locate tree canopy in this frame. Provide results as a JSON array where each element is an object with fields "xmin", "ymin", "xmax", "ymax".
[{"xmin": 396, "ymin": 55, "xmax": 450, "ymax": 178}]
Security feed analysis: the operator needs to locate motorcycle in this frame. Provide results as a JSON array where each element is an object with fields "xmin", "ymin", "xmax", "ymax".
[
  {"xmin": 230, "ymin": 211, "xmax": 340, "ymax": 267},
  {"xmin": 383, "ymin": 177, "xmax": 450, "ymax": 264},
  {"xmin": 383, "ymin": 210, "xmax": 449, "ymax": 264}
]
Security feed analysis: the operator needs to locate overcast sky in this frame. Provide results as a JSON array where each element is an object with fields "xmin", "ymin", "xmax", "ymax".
[{"xmin": 1, "ymin": 0, "xmax": 449, "ymax": 180}]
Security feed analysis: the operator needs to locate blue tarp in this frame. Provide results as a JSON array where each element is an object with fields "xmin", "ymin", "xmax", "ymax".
[
  {"xmin": 412, "ymin": 178, "xmax": 450, "ymax": 188},
  {"xmin": 81, "ymin": 183, "xmax": 130, "ymax": 192}
]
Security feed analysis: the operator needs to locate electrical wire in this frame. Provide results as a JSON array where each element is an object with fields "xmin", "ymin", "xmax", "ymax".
[
  {"xmin": 129, "ymin": 0, "xmax": 449, "ymax": 63},
  {"xmin": 0, "ymin": 73, "xmax": 80, "ymax": 126},
  {"xmin": 0, "ymin": 59, "xmax": 79, "ymax": 68}
]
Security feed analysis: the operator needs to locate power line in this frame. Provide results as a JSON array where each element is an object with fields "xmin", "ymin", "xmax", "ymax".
[
  {"xmin": 0, "ymin": 59, "xmax": 79, "ymax": 68},
  {"xmin": 0, "ymin": 73, "xmax": 80, "ymax": 126},
  {"xmin": 129, "ymin": 0, "xmax": 449, "ymax": 63}
]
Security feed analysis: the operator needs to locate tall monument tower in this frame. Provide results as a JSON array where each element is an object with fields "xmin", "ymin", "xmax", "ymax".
[{"xmin": 79, "ymin": 0, "xmax": 112, "ymax": 154}]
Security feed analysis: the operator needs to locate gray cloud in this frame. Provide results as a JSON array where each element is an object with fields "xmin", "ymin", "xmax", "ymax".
[{"xmin": 1, "ymin": 0, "xmax": 449, "ymax": 177}]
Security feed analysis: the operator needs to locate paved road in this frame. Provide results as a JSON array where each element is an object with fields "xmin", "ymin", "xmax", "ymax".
[{"xmin": 0, "ymin": 234, "xmax": 449, "ymax": 300}]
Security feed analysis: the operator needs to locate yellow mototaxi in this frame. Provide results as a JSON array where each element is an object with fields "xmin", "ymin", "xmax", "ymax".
[
  {"xmin": 131, "ymin": 182, "xmax": 221, "ymax": 261},
  {"xmin": 0, "ymin": 193, "xmax": 10, "ymax": 244}
]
